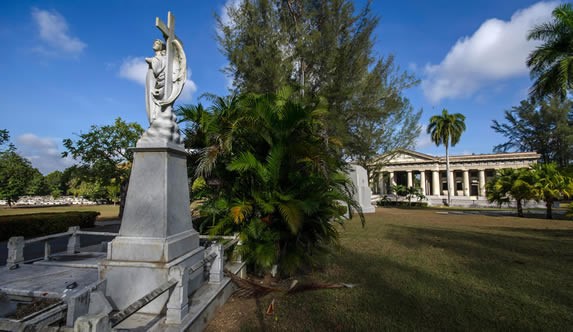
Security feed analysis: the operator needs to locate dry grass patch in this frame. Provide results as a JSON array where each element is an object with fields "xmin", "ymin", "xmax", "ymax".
[{"xmin": 0, "ymin": 205, "xmax": 119, "ymax": 220}]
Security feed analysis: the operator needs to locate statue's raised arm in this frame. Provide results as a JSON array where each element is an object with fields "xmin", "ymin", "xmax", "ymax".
[{"xmin": 140, "ymin": 11, "xmax": 186, "ymax": 145}]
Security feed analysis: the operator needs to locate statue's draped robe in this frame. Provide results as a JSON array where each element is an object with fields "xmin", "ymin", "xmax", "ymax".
[{"xmin": 145, "ymin": 54, "xmax": 166, "ymax": 124}]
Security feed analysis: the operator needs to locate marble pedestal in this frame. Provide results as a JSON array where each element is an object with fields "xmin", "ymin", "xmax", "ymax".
[{"xmin": 99, "ymin": 141, "xmax": 203, "ymax": 314}]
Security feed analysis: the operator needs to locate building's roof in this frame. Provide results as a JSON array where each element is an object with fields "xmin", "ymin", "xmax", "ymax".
[{"xmin": 373, "ymin": 148, "xmax": 540, "ymax": 166}]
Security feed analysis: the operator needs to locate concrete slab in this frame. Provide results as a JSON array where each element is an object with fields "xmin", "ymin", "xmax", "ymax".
[
  {"xmin": 0, "ymin": 263, "xmax": 98, "ymax": 299},
  {"xmin": 34, "ymin": 253, "xmax": 105, "ymax": 269}
]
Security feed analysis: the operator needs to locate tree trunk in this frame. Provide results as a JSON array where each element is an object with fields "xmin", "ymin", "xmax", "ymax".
[
  {"xmin": 445, "ymin": 144, "xmax": 451, "ymax": 206},
  {"xmin": 517, "ymin": 199, "xmax": 523, "ymax": 217},
  {"xmin": 546, "ymin": 200, "xmax": 553, "ymax": 219}
]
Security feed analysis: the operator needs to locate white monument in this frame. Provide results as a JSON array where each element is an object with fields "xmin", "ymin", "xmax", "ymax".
[
  {"xmin": 348, "ymin": 164, "xmax": 376, "ymax": 213},
  {"xmin": 99, "ymin": 12, "xmax": 203, "ymax": 322}
]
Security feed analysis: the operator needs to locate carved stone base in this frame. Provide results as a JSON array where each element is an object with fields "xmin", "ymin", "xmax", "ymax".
[
  {"xmin": 100, "ymin": 140, "xmax": 202, "ymax": 314},
  {"xmin": 99, "ymin": 247, "xmax": 204, "ymax": 314},
  {"xmin": 139, "ymin": 106, "xmax": 181, "ymax": 144}
]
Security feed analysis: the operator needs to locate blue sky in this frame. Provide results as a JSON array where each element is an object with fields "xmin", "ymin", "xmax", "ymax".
[{"xmin": 0, "ymin": 0, "xmax": 560, "ymax": 174}]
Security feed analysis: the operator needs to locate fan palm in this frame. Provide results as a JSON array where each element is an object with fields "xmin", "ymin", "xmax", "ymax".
[
  {"xmin": 530, "ymin": 162, "xmax": 573, "ymax": 219},
  {"xmin": 486, "ymin": 168, "xmax": 535, "ymax": 217},
  {"xmin": 427, "ymin": 109, "xmax": 466, "ymax": 206},
  {"xmin": 527, "ymin": 3, "xmax": 573, "ymax": 101}
]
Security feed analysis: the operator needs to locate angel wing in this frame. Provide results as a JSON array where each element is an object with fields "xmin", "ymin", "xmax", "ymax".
[{"xmin": 160, "ymin": 38, "xmax": 187, "ymax": 106}]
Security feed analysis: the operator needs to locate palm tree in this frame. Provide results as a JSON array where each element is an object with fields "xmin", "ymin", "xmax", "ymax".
[
  {"xmin": 530, "ymin": 163, "xmax": 573, "ymax": 219},
  {"xmin": 181, "ymin": 88, "xmax": 363, "ymax": 276},
  {"xmin": 427, "ymin": 109, "xmax": 466, "ymax": 206},
  {"xmin": 527, "ymin": 3, "xmax": 573, "ymax": 101},
  {"xmin": 486, "ymin": 168, "xmax": 535, "ymax": 217}
]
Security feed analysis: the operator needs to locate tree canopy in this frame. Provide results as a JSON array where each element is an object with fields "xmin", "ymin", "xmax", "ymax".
[
  {"xmin": 486, "ymin": 168, "xmax": 535, "ymax": 217},
  {"xmin": 62, "ymin": 117, "xmax": 144, "ymax": 217},
  {"xmin": 0, "ymin": 129, "xmax": 9, "ymax": 151},
  {"xmin": 218, "ymin": 0, "xmax": 421, "ymax": 172},
  {"xmin": 527, "ymin": 3, "xmax": 573, "ymax": 101},
  {"xmin": 530, "ymin": 162, "xmax": 573, "ymax": 219},
  {"xmin": 0, "ymin": 149, "xmax": 35, "ymax": 206},
  {"xmin": 491, "ymin": 96, "xmax": 573, "ymax": 167}
]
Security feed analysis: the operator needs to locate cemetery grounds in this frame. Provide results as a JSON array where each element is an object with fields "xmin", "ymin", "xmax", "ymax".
[
  {"xmin": 2, "ymin": 205, "xmax": 571, "ymax": 330},
  {"xmin": 206, "ymin": 207, "xmax": 573, "ymax": 331}
]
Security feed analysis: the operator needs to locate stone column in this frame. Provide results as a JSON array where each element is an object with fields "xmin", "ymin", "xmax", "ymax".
[
  {"xmin": 479, "ymin": 169, "xmax": 486, "ymax": 197},
  {"xmin": 166, "ymin": 266, "xmax": 190, "ymax": 324},
  {"xmin": 463, "ymin": 170, "xmax": 470, "ymax": 197},
  {"xmin": 432, "ymin": 170, "xmax": 440, "ymax": 195},
  {"xmin": 389, "ymin": 171, "xmax": 396, "ymax": 193},
  {"xmin": 420, "ymin": 171, "xmax": 426, "ymax": 195},
  {"xmin": 208, "ymin": 243, "xmax": 225, "ymax": 284},
  {"xmin": 407, "ymin": 171, "xmax": 413, "ymax": 188},
  {"xmin": 7, "ymin": 236, "xmax": 24, "ymax": 266},
  {"xmin": 67, "ymin": 226, "xmax": 80, "ymax": 254}
]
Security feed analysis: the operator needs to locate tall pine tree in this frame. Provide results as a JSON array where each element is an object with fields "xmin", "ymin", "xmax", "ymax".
[{"xmin": 218, "ymin": 0, "xmax": 421, "ymax": 174}]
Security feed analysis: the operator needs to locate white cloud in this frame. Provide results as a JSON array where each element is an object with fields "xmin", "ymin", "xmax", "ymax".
[
  {"xmin": 31, "ymin": 8, "xmax": 86, "ymax": 56},
  {"xmin": 119, "ymin": 57, "xmax": 147, "ymax": 85},
  {"xmin": 16, "ymin": 134, "xmax": 75, "ymax": 174},
  {"xmin": 179, "ymin": 78, "xmax": 197, "ymax": 101},
  {"xmin": 119, "ymin": 57, "xmax": 197, "ymax": 102},
  {"xmin": 219, "ymin": 0, "xmax": 243, "ymax": 32},
  {"xmin": 415, "ymin": 125, "xmax": 433, "ymax": 149},
  {"xmin": 422, "ymin": 2, "xmax": 556, "ymax": 103}
]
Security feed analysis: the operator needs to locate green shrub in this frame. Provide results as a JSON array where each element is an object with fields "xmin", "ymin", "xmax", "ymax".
[
  {"xmin": 0, "ymin": 211, "xmax": 99, "ymax": 240},
  {"xmin": 377, "ymin": 200, "xmax": 428, "ymax": 208}
]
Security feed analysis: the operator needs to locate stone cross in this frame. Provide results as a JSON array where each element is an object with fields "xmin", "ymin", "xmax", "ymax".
[{"xmin": 155, "ymin": 12, "xmax": 180, "ymax": 104}]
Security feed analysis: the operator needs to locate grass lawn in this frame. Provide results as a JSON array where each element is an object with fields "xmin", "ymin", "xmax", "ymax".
[
  {"xmin": 207, "ymin": 207, "xmax": 573, "ymax": 331},
  {"xmin": 0, "ymin": 205, "xmax": 120, "ymax": 220}
]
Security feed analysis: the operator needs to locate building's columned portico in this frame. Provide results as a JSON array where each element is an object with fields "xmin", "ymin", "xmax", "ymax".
[{"xmin": 372, "ymin": 149, "xmax": 540, "ymax": 199}]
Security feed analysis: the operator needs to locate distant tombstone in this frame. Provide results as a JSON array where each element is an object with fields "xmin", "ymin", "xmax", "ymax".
[{"xmin": 348, "ymin": 164, "xmax": 376, "ymax": 213}]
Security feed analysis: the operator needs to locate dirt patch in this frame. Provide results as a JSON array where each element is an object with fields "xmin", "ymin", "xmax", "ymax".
[
  {"xmin": 6, "ymin": 298, "xmax": 60, "ymax": 320},
  {"xmin": 204, "ymin": 295, "xmax": 259, "ymax": 332}
]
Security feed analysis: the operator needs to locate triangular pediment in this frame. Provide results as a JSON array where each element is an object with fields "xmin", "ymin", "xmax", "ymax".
[{"xmin": 374, "ymin": 149, "xmax": 436, "ymax": 164}]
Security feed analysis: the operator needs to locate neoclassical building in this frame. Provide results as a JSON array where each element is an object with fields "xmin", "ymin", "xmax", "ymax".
[{"xmin": 371, "ymin": 149, "xmax": 540, "ymax": 200}]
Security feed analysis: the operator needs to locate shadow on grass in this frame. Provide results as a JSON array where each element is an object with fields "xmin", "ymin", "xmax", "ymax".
[{"xmin": 244, "ymin": 224, "xmax": 573, "ymax": 331}]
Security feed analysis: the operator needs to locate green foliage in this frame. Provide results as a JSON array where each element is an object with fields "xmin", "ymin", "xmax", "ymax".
[
  {"xmin": 427, "ymin": 109, "xmax": 466, "ymax": 205},
  {"xmin": 44, "ymin": 170, "xmax": 64, "ymax": 198},
  {"xmin": 0, "ymin": 211, "xmax": 99, "ymax": 241},
  {"xmin": 487, "ymin": 163, "xmax": 573, "ymax": 219},
  {"xmin": 62, "ymin": 118, "xmax": 144, "ymax": 216},
  {"xmin": 486, "ymin": 168, "xmax": 535, "ymax": 217},
  {"xmin": 68, "ymin": 178, "xmax": 107, "ymax": 201},
  {"xmin": 405, "ymin": 186, "xmax": 425, "ymax": 205},
  {"xmin": 376, "ymin": 200, "xmax": 428, "ymax": 208},
  {"xmin": 25, "ymin": 168, "xmax": 50, "ymax": 196},
  {"xmin": 389, "ymin": 184, "xmax": 406, "ymax": 202},
  {"xmin": 0, "ymin": 150, "xmax": 35, "ymax": 206},
  {"xmin": 427, "ymin": 109, "xmax": 467, "ymax": 148},
  {"xmin": 218, "ymin": 0, "xmax": 421, "ymax": 175},
  {"xmin": 0, "ymin": 129, "xmax": 9, "ymax": 151},
  {"xmin": 527, "ymin": 3, "xmax": 573, "ymax": 101},
  {"xmin": 181, "ymin": 89, "xmax": 362, "ymax": 275},
  {"xmin": 492, "ymin": 97, "xmax": 573, "ymax": 167},
  {"xmin": 106, "ymin": 180, "xmax": 121, "ymax": 205},
  {"xmin": 530, "ymin": 162, "xmax": 573, "ymax": 219}
]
